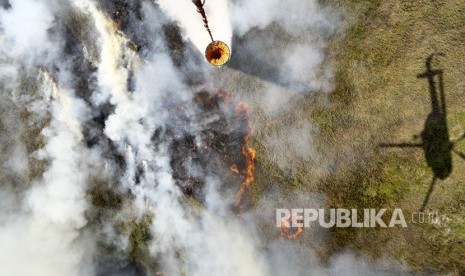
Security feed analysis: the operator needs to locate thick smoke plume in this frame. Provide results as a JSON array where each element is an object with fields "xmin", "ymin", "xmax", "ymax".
[{"xmin": 0, "ymin": 0, "xmax": 408, "ymax": 275}]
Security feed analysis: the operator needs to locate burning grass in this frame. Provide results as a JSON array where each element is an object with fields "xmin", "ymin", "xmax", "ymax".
[
  {"xmin": 280, "ymin": 216, "xmax": 303, "ymax": 240},
  {"xmin": 234, "ymin": 0, "xmax": 465, "ymax": 271},
  {"xmin": 232, "ymin": 103, "xmax": 256, "ymax": 212},
  {"xmin": 169, "ymin": 89, "xmax": 256, "ymax": 213}
]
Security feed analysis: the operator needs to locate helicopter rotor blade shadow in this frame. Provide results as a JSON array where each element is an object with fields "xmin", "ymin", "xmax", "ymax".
[
  {"xmin": 452, "ymin": 149, "xmax": 465, "ymax": 161},
  {"xmin": 420, "ymin": 176, "xmax": 438, "ymax": 212},
  {"xmin": 452, "ymin": 133, "xmax": 465, "ymax": 144},
  {"xmin": 379, "ymin": 143, "xmax": 423, "ymax": 148}
]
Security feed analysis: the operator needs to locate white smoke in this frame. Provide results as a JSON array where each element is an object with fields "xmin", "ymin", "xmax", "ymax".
[
  {"xmin": 74, "ymin": 1, "xmax": 269, "ymax": 274},
  {"xmin": 0, "ymin": 0, "xmax": 55, "ymax": 57},
  {"xmin": 0, "ymin": 72, "xmax": 96, "ymax": 276},
  {"xmin": 264, "ymin": 120, "xmax": 320, "ymax": 172},
  {"xmin": 0, "ymin": 1, "xmax": 96, "ymax": 275},
  {"xmin": 231, "ymin": 0, "xmax": 335, "ymax": 36},
  {"xmin": 156, "ymin": 0, "xmax": 232, "ymax": 55}
]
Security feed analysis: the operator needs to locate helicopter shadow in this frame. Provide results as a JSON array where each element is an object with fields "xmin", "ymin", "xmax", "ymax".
[{"xmin": 379, "ymin": 53, "xmax": 465, "ymax": 211}]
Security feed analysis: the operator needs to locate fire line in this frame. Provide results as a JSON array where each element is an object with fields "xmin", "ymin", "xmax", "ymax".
[{"xmin": 233, "ymin": 103, "xmax": 256, "ymax": 213}]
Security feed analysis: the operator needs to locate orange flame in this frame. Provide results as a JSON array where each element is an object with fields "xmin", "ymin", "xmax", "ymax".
[
  {"xmin": 233, "ymin": 103, "xmax": 256, "ymax": 211},
  {"xmin": 280, "ymin": 216, "xmax": 303, "ymax": 240},
  {"xmin": 230, "ymin": 164, "xmax": 239, "ymax": 174}
]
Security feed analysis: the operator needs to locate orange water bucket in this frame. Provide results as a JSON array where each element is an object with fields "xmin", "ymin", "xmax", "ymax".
[{"xmin": 205, "ymin": 40, "xmax": 230, "ymax": 66}]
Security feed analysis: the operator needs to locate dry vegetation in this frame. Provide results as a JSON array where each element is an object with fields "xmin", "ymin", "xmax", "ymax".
[
  {"xmin": 253, "ymin": 0, "xmax": 465, "ymax": 273},
  {"xmin": 1, "ymin": 0, "xmax": 463, "ymax": 273}
]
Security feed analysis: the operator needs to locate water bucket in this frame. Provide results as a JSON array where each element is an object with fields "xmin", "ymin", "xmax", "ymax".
[{"xmin": 205, "ymin": 40, "xmax": 230, "ymax": 66}]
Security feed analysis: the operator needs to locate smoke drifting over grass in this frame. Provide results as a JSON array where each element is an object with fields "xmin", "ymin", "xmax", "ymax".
[{"xmin": 0, "ymin": 0, "xmax": 408, "ymax": 275}]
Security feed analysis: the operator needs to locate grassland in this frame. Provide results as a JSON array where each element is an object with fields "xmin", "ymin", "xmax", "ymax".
[{"xmin": 253, "ymin": 0, "xmax": 465, "ymax": 273}]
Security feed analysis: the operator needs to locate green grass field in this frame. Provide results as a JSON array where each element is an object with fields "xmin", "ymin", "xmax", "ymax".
[{"xmin": 253, "ymin": 0, "xmax": 465, "ymax": 273}]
